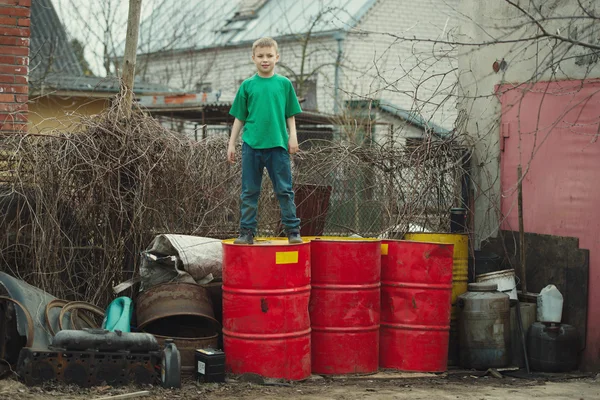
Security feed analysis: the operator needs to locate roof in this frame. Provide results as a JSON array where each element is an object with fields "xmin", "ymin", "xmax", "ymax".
[
  {"xmin": 33, "ymin": 74, "xmax": 184, "ymax": 97},
  {"xmin": 377, "ymin": 101, "xmax": 451, "ymax": 137},
  {"xmin": 138, "ymin": 92, "xmax": 336, "ymax": 125},
  {"xmin": 137, "ymin": 0, "xmax": 377, "ymax": 55},
  {"xmin": 30, "ymin": 0, "xmax": 183, "ymax": 96},
  {"xmin": 30, "ymin": 0, "xmax": 83, "ymax": 80}
]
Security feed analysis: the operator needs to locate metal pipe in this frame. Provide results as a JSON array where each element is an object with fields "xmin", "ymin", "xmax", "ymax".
[
  {"xmin": 515, "ymin": 299, "xmax": 530, "ymax": 373},
  {"xmin": 333, "ymin": 32, "xmax": 344, "ymax": 114}
]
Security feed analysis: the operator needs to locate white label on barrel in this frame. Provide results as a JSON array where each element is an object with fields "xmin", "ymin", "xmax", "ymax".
[
  {"xmin": 198, "ymin": 361, "xmax": 206, "ymax": 375},
  {"xmin": 276, "ymin": 251, "xmax": 298, "ymax": 264}
]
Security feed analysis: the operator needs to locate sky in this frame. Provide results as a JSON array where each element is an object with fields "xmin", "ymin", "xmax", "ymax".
[{"xmin": 53, "ymin": 0, "xmax": 155, "ymax": 76}]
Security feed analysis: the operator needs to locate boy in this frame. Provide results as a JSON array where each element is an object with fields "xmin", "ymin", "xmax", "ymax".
[{"xmin": 227, "ymin": 37, "xmax": 303, "ymax": 245}]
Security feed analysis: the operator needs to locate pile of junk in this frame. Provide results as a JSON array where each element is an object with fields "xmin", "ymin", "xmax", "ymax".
[{"xmin": 0, "ymin": 234, "xmax": 225, "ymax": 389}]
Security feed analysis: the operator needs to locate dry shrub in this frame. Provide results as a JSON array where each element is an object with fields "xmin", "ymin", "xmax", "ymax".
[
  {"xmin": 0, "ymin": 100, "xmax": 239, "ymax": 305},
  {"xmin": 0, "ymin": 99, "xmax": 468, "ymax": 306}
]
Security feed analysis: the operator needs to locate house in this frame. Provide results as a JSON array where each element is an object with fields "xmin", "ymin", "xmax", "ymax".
[
  {"xmin": 133, "ymin": 0, "xmax": 459, "ymax": 145},
  {"xmin": 29, "ymin": 0, "xmax": 182, "ymax": 134},
  {"xmin": 137, "ymin": 91, "xmax": 337, "ymax": 145},
  {"xmin": 457, "ymin": 0, "xmax": 600, "ymax": 371}
]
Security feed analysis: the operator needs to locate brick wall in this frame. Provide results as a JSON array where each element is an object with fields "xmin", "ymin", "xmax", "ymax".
[{"xmin": 0, "ymin": 0, "xmax": 29, "ymax": 134}]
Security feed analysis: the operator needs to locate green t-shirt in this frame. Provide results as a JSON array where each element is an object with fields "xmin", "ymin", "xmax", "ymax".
[{"xmin": 229, "ymin": 73, "xmax": 302, "ymax": 150}]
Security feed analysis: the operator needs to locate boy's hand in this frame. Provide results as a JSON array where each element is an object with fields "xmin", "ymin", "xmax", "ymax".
[
  {"xmin": 227, "ymin": 143, "xmax": 236, "ymax": 163},
  {"xmin": 288, "ymin": 136, "xmax": 299, "ymax": 154}
]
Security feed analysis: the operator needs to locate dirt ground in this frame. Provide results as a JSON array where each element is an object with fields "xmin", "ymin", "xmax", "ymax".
[{"xmin": 1, "ymin": 371, "xmax": 599, "ymax": 400}]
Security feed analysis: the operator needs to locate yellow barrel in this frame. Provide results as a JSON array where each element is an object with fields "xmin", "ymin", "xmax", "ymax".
[
  {"xmin": 403, "ymin": 233, "xmax": 468, "ymax": 365},
  {"xmin": 403, "ymin": 233, "xmax": 468, "ymax": 306}
]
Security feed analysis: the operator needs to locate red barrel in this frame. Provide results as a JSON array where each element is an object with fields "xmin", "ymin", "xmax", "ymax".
[
  {"xmin": 380, "ymin": 240, "xmax": 453, "ymax": 372},
  {"xmin": 309, "ymin": 239, "xmax": 381, "ymax": 374},
  {"xmin": 222, "ymin": 240, "xmax": 311, "ymax": 380}
]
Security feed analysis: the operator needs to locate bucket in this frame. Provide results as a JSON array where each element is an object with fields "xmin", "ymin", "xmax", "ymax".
[{"xmin": 475, "ymin": 269, "xmax": 518, "ymax": 300}]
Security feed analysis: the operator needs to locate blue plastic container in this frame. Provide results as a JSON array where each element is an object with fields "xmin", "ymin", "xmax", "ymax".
[{"xmin": 102, "ymin": 296, "xmax": 133, "ymax": 332}]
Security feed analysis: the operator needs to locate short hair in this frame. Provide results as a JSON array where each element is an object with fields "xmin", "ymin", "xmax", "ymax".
[{"xmin": 252, "ymin": 37, "xmax": 278, "ymax": 54}]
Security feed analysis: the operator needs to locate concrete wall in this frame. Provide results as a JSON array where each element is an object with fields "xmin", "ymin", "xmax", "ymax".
[
  {"xmin": 457, "ymin": 0, "xmax": 600, "ymax": 372},
  {"xmin": 28, "ymin": 96, "xmax": 109, "ymax": 133},
  {"xmin": 457, "ymin": 0, "xmax": 600, "ymax": 247}
]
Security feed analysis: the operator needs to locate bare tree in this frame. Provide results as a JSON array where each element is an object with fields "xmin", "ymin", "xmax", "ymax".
[
  {"xmin": 56, "ymin": 0, "xmax": 128, "ymax": 76},
  {"xmin": 56, "ymin": 0, "xmax": 216, "ymax": 83},
  {"xmin": 277, "ymin": 9, "xmax": 339, "ymax": 104}
]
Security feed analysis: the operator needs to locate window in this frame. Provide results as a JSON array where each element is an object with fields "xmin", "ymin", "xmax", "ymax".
[
  {"xmin": 292, "ymin": 79, "xmax": 317, "ymax": 111},
  {"xmin": 344, "ymin": 99, "xmax": 378, "ymax": 145},
  {"xmin": 195, "ymin": 82, "xmax": 212, "ymax": 93}
]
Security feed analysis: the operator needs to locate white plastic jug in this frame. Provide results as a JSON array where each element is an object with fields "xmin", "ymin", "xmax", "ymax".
[{"xmin": 537, "ymin": 284, "xmax": 563, "ymax": 323}]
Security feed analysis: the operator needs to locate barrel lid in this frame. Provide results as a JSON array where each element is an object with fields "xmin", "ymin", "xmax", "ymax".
[{"xmin": 468, "ymin": 282, "xmax": 497, "ymax": 292}]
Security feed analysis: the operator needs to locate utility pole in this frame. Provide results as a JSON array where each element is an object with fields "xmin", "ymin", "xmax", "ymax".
[{"xmin": 120, "ymin": 0, "xmax": 143, "ymax": 118}]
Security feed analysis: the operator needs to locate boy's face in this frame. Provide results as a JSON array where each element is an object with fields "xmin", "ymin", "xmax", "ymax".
[{"xmin": 252, "ymin": 46, "xmax": 279, "ymax": 75}]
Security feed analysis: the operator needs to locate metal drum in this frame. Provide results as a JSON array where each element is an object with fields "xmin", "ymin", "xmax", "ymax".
[
  {"xmin": 136, "ymin": 282, "xmax": 220, "ymax": 376},
  {"xmin": 222, "ymin": 239, "xmax": 311, "ymax": 381},
  {"xmin": 458, "ymin": 283, "xmax": 511, "ymax": 369},
  {"xmin": 403, "ymin": 232, "xmax": 468, "ymax": 364},
  {"xmin": 380, "ymin": 240, "xmax": 454, "ymax": 372},
  {"xmin": 136, "ymin": 282, "xmax": 219, "ymax": 333},
  {"xmin": 309, "ymin": 238, "xmax": 381, "ymax": 375},
  {"xmin": 527, "ymin": 322, "xmax": 579, "ymax": 372}
]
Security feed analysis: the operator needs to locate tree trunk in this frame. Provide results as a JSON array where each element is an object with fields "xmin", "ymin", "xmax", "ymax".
[{"xmin": 120, "ymin": 0, "xmax": 143, "ymax": 118}]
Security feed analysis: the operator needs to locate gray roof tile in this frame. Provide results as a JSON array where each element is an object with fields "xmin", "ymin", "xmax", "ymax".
[
  {"xmin": 137, "ymin": 0, "xmax": 377, "ymax": 54},
  {"xmin": 30, "ymin": 0, "xmax": 182, "ymax": 95},
  {"xmin": 30, "ymin": 0, "xmax": 83, "ymax": 80}
]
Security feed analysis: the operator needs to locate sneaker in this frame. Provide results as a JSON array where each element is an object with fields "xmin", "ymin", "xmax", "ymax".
[
  {"xmin": 234, "ymin": 229, "xmax": 254, "ymax": 244},
  {"xmin": 287, "ymin": 230, "xmax": 303, "ymax": 244}
]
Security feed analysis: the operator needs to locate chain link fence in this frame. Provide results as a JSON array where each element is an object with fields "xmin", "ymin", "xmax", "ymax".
[{"xmin": 0, "ymin": 105, "xmax": 468, "ymax": 304}]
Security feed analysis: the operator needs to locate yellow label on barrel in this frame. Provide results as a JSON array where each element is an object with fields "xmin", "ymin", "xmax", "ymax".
[
  {"xmin": 381, "ymin": 243, "xmax": 388, "ymax": 256},
  {"xmin": 276, "ymin": 251, "xmax": 299, "ymax": 264}
]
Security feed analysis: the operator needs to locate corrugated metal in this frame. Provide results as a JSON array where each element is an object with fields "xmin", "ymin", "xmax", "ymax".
[
  {"xmin": 30, "ymin": 0, "xmax": 83, "ymax": 80},
  {"xmin": 35, "ymin": 74, "xmax": 182, "ymax": 95},
  {"xmin": 138, "ymin": 92, "xmax": 230, "ymax": 107},
  {"xmin": 138, "ymin": 0, "xmax": 376, "ymax": 54},
  {"xmin": 499, "ymin": 79, "xmax": 600, "ymax": 371}
]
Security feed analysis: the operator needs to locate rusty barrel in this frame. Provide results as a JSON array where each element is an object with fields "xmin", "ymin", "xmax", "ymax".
[
  {"xmin": 136, "ymin": 282, "xmax": 220, "ymax": 376},
  {"xmin": 222, "ymin": 239, "xmax": 311, "ymax": 381},
  {"xmin": 309, "ymin": 238, "xmax": 381, "ymax": 375},
  {"xmin": 380, "ymin": 240, "xmax": 454, "ymax": 372},
  {"xmin": 403, "ymin": 232, "xmax": 468, "ymax": 364}
]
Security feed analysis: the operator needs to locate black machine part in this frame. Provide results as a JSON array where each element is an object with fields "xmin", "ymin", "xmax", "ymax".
[
  {"xmin": 17, "ymin": 347, "xmax": 160, "ymax": 387},
  {"xmin": 161, "ymin": 338, "xmax": 181, "ymax": 389},
  {"xmin": 51, "ymin": 328, "xmax": 159, "ymax": 353}
]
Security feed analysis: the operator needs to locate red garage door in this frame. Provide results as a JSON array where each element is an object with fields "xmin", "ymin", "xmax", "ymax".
[{"xmin": 499, "ymin": 79, "xmax": 600, "ymax": 371}]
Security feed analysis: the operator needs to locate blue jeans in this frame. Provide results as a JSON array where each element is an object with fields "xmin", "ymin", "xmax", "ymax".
[{"xmin": 240, "ymin": 142, "xmax": 300, "ymax": 234}]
